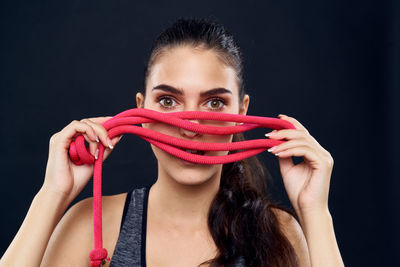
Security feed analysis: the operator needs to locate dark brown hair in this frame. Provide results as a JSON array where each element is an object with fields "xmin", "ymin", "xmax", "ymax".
[{"xmin": 140, "ymin": 16, "xmax": 299, "ymax": 267}]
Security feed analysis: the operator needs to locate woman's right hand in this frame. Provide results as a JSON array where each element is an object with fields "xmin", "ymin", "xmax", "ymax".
[{"xmin": 42, "ymin": 116, "xmax": 123, "ymax": 205}]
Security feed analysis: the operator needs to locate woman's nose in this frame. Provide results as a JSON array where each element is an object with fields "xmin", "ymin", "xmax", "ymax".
[{"xmin": 179, "ymin": 119, "xmax": 200, "ymax": 138}]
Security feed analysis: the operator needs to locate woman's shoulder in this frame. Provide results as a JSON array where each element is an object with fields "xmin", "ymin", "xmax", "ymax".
[
  {"xmin": 270, "ymin": 207, "xmax": 311, "ymax": 266},
  {"xmin": 270, "ymin": 207, "xmax": 303, "ymax": 240},
  {"xmin": 41, "ymin": 191, "xmax": 130, "ymax": 266},
  {"xmin": 270, "ymin": 207, "xmax": 298, "ymax": 226},
  {"xmin": 69, "ymin": 185, "xmax": 149, "ymax": 219},
  {"xmin": 65, "ymin": 191, "xmax": 129, "ymax": 232},
  {"xmin": 84, "ymin": 191, "xmax": 129, "ymax": 216},
  {"xmin": 73, "ymin": 186, "xmax": 148, "ymax": 224}
]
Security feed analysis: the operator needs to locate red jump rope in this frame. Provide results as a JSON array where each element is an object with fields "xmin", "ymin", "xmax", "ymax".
[{"xmin": 68, "ymin": 108, "xmax": 296, "ymax": 267}]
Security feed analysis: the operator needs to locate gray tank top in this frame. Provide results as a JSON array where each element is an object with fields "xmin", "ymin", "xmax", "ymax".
[{"xmin": 109, "ymin": 186, "xmax": 246, "ymax": 266}]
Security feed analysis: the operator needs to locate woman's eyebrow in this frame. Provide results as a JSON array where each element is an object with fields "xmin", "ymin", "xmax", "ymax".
[{"xmin": 152, "ymin": 84, "xmax": 232, "ymax": 97}]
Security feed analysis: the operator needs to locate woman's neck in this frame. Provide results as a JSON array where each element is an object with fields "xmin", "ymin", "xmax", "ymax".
[{"xmin": 148, "ymin": 166, "xmax": 221, "ymax": 232}]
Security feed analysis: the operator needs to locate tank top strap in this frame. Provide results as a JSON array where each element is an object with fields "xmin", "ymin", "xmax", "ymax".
[
  {"xmin": 110, "ymin": 186, "xmax": 245, "ymax": 266},
  {"xmin": 119, "ymin": 190, "xmax": 132, "ymax": 232},
  {"xmin": 110, "ymin": 186, "xmax": 149, "ymax": 267}
]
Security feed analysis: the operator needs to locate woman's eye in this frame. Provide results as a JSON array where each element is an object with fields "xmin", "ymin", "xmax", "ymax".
[
  {"xmin": 159, "ymin": 96, "xmax": 176, "ymax": 108},
  {"xmin": 206, "ymin": 98, "xmax": 225, "ymax": 110},
  {"xmin": 157, "ymin": 96, "xmax": 225, "ymax": 110}
]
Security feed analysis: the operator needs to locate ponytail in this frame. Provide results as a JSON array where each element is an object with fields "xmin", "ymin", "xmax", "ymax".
[
  {"xmin": 143, "ymin": 17, "xmax": 300, "ymax": 266},
  {"xmin": 201, "ymin": 133, "xmax": 299, "ymax": 267}
]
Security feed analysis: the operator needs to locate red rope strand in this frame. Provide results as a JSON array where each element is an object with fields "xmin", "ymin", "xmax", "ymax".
[{"xmin": 68, "ymin": 108, "xmax": 296, "ymax": 266}]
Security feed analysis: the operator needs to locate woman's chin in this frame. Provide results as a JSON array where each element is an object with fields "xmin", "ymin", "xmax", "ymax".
[
  {"xmin": 156, "ymin": 149, "xmax": 223, "ymax": 185},
  {"xmin": 170, "ymin": 162, "xmax": 216, "ymax": 186},
  {"xmin": 173, "ymin": 176, "xmax": 209, "ymax": 186},
  {"xmin": 173, "ymin": 173, "xmax": 214, "ymax": 186}
]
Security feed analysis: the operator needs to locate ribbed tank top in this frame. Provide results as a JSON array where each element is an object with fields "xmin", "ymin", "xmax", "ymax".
[
  {"xmin": 109, "ymin": 186, "xmax": 246, "ymax": 267},
  {"xmin": 110, "ymin": 186, "xmax": 149, "ymax": 266}
]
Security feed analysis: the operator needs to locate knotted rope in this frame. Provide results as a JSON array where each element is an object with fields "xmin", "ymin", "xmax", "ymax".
[{"xmin": 68, "ymin": 108, "xmax": 296, "ymax": 266}]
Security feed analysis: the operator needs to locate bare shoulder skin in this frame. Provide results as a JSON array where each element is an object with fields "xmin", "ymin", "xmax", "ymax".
[
  {"xmin": 40, "ymin": 194, "xmax": 314, "ymax": 267},
  {"xmin": 272, "ymin": 207, "xmax": 311, "ymax": 267},
  {"xmin": 40, "ymin": 192, "xmax": 128, "ymax": 267}
]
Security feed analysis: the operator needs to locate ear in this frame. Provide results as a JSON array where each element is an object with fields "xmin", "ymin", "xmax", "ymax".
[
  {"xmin": 236, "ymin": 94, "xmax": 249, "ymax": 126},
  {"xmin": 239, "ymin": 94, "xmax": 250, "ymax": 116},
  {"xmin": 136, "ymin": 92, "xmax": 144, "ymax": 108},
  {"xmin": 136, "ymin": 92, "xmax": 147, "ymax": 128}
]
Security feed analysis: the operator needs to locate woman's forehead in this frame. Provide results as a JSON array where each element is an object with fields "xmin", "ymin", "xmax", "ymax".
[{"xmin": 146, "ymin": 46, "xmax": 239, "ymax": 95}]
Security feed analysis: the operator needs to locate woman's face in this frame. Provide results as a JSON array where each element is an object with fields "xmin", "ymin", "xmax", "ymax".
[{"xmin": 136, "ymin": 45, "xmax": 249, "ymax": 186}]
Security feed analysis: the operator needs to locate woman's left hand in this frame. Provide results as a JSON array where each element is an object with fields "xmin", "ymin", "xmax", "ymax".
[{"xmin": 266, "ymin": 114, "xmax": 334, "ymax": 218}]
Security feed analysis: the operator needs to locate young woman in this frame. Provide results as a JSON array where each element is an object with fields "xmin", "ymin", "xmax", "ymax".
[{"xmin": 0, "ymin": 17, "xmax": 344, "ymax": 267}]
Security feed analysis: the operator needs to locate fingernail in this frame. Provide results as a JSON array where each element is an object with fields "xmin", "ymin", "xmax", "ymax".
[
  {"xmin": 268, "ymin": 146, "xmax": 277, "ymax": 152},
  {"xmin": 275, "ymin": 152, "xmax": 280, "ymax": 156},
  {"xmin": 95, "ymin": 149, "xmax": 99, "ymax": 159},
  {"xmin": 265, "ymin": 130, "xmax": 276, "ymax": 137},
  {"xmin": 108, "ymin": 139, "xmax": 114, "ymax": 149},
  {"xmin": 96, "ymin": 136, "xmax": 99, "ymax": 143}
]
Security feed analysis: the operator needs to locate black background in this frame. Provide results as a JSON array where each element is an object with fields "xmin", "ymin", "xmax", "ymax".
[{"xmin": 1, "ymin": 0, "xmax": 398, "ymax": 266}]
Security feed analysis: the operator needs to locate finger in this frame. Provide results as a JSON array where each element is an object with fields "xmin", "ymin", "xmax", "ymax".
[
  {"xmin": 266, "ymin": 128, "xmax": 322, "ymax": 150},
  {"xmin": 82, "ymin": 133, "xmax": 99, "ymax": 159},
  {"xmin": 58, "ymin": 120, "xmax": 99, "ymax": 149},
  {"xmin": 266, "ymin": 128, "xmax": 308, "ymax": 141},
  {"xmin": 278, "ymin": 114, "xmax": 309, "ymax": 133},
  {"xmin": 69, "ymin": 131, "xmax": 98, "ymax": 159},
  {"xmin": 87, "ymin": 116, "xmax": 113, "ymax": 125},
  {"xmin": 103, "ymin": 135, "xmax": 124, "ymax": 161},
  {"xmin": 276, "ymin": 156, "xmax": 294, "ymax": 176},
  {"xmin": 81, "ymin": 118, "xmax": 113, "ymax": 150},
  {"xmin": 267, "ymin": 139, "xmax": 310, "ymax": 155},
  {"xmin": 275, "ymin": 146, "xmax": 321, "ymax": 169},
  {"xmin": 70, "ymin": 132, "xmax": 96, "ymax": 146}
]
